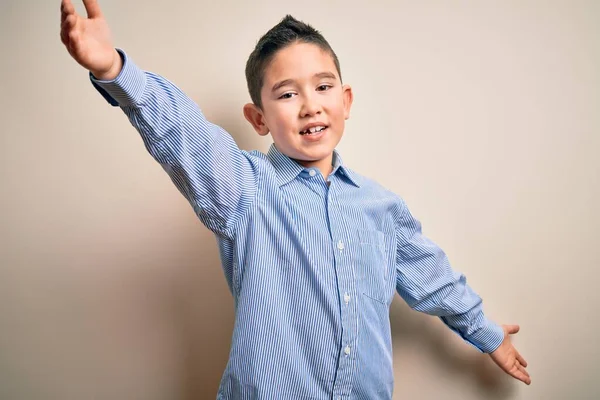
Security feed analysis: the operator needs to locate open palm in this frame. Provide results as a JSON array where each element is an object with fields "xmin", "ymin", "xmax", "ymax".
[
  {"xmin": 60, "ymin": 0, "xmax": 119, "ymax": 79},
  {"xmin": 489, "ymin": 324, "xmax": 531, "ymax": 385}
]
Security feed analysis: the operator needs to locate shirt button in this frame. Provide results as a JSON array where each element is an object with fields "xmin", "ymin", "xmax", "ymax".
[
  {"xmin": 337, "ymin": 240, "xmax": 344, "ymax": 250},
  {"xmin": 344, "ymin": 346, "xmax": 351, "ymax": 355},
  {"xmin": 308, "ymin": 169, "xmax": 316, "ymax": 177},
  {"xmin": 344, "ymin": 293, "xmax": 351, "ymax": 304}
]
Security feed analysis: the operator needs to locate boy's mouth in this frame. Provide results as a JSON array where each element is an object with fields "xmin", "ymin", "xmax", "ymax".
[{"xmin": 299, "ymin": 125, "xmax": 328, "ymax": 135}]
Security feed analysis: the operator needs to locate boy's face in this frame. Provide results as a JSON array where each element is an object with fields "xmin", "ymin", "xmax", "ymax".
[{"xmin": 244, "ymin": 42, "xmax": 353, "ymax": 176}]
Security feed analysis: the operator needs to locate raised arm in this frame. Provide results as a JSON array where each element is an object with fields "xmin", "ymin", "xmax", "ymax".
[{"xmin": 60, "ymin": 0, "xmax": 259, "ymax": 238}]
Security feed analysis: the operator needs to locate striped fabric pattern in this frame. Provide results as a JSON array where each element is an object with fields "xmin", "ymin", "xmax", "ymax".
[{"xmin": 91, "ymin": 49, "xmax": 504, "ymax": 400}]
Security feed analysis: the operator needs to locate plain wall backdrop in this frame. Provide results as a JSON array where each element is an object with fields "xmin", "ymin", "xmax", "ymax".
[{"xmin": 1, "ymin": 0, "xmax": 599, "ymax": 399}]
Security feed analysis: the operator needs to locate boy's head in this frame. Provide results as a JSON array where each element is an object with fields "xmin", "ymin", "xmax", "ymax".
[{"xmin": 243, "ymin": 15, "xmax": 353, "ymax": 175}]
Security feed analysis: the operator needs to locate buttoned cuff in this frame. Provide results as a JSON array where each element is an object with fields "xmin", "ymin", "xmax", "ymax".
[
  {"xmin": 89, "ymin": 48, "xmax": 147, "ymax": 107},
  {"xmin": 461, "ymin": 318, "xmax": 505, "ymax": 353}
]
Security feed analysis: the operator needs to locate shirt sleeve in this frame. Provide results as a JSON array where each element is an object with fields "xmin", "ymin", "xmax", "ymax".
[
  {"xmin": 90, "ymin": 49, "xmax": 259, "ymax": 238},
  {"xmin": 393, "ymin": 198, "xmax": 504, "ymax": 353}
]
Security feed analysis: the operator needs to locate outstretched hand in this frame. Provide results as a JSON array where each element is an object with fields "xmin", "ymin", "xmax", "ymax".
[
  {"xmin": 489, "ymin": 324, "xmax": 531, "ymax": 385},
  {"xmin": 60, "ymin": 0, "xmax": 122, "ymax": 80}
]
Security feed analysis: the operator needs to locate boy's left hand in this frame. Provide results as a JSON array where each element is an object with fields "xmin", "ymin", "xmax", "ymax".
[{"xmin": 489, "ymin": 324, "xmax": 531, "ymax": 385}]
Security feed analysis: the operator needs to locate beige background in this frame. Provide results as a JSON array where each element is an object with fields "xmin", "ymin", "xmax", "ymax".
[{"xmin": 1, "ymin": 0, "xmax": 599, "ymax": 399}]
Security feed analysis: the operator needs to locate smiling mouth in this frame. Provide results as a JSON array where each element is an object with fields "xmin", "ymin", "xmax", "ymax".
[{"xmin": 300, "ymin": 126, "xmax": 328, "ymax": 135}]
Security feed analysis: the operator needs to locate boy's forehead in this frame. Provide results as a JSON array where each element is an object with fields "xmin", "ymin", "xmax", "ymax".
[{"xmin": 263, "ymin": 42, "xmax": 339, "ymax": 85}]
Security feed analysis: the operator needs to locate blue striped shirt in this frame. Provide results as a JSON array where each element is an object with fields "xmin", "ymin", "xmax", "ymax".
[{"xmin": 91, "ymin": 49, "xmax": 504, "ymax": 400}]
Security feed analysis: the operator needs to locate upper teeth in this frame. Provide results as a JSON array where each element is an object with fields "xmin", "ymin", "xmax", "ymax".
[{"xmin": 304, "ymin": 126, "xmax": 326, "ymax": 134}]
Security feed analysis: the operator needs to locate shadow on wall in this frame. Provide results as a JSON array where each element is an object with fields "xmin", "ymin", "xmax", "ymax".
[
  {"xmin": 169, "ymin": 232, "xmax": 233, "ymax": 400},
  {"xmin": 390, "ymin": 299, "xmax": 516, "ymax": 399}
]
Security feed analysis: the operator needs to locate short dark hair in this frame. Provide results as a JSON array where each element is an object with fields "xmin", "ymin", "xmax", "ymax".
[{"xmin": 245, "ymin": 15, "xmax": 342, "ymax": 109}]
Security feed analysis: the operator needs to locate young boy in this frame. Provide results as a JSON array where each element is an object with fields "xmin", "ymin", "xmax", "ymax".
[{"xmin": 60, "ymin": 0, "xmax": 531, "ymax": 398}]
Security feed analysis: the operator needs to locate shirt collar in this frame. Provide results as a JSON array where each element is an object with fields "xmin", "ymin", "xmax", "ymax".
[{"xmin": 266, "ymin": 143, "xmax": 361, "ymax": 188}]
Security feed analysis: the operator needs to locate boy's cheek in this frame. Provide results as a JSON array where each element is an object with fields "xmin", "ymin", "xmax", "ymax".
[{"xmin": 272, "ymin": 104, "xmax": 297, "ymax": 121}]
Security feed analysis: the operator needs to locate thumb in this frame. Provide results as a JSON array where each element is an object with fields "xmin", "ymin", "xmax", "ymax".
[
  {"xmin": 504, "ymin": 324, "xmax": 520, "ymax": 335},
  {"xmin": 82, "ymin": 0, "xmax": 103, "ymax": 18}
]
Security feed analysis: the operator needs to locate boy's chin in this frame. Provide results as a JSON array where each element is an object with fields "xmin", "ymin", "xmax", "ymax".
[
  {"xmin": 275, "ymin": 136, "xmax": 340, "ymax": 161},
  {"xmin": 292, "ymin": 147, "xmax": 335, "ymax": 162}
]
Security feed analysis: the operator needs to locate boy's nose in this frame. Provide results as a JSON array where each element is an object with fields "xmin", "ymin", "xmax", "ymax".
[{"xmin": 300, "ymin": 94, "xmax": 322, "ymax": 117}]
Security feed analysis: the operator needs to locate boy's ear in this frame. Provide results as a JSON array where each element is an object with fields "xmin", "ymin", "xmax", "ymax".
[
  {"xmin": 243, "ymin": 103, "xmax": 270, "ymax": 136},
  {"xmin": 342, "ymin": 84, "xmax": 354, "ymax": 120}
]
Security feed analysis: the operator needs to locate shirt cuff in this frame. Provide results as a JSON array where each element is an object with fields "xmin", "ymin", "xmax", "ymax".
[
  {"xmin": 461, "ymin": 318, "xmax": 505, "ymax": 353},
  {"xmin": 89, "ymin": 48, "xmax": 147, "ymax": 107}
]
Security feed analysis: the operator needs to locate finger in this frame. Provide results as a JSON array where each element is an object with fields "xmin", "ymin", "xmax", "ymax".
[
  {"xmin": 516, "ymin": 363, "xmax": 529, "ymax": 378},
  {"xmin": 60, "ymin": 14, "xmax": 76, "ymax": 45},
  {"xmin": 61, "ymin": 0, "xmax": 76, "ymax": 26},
  {"xmin": 509, "ymin": 364, "xmax": 531, "ymax": 385},
  {"xmin": 514, "ymin": 364, "xmax": 531, "ymax": 385},
  {"xmin": 505, "ymin": 324, "xmax": 520, "ymax": 334},
  {"xmin": 63, "ymin": 14, "xmax": 77, "ymax": 30},
  {"xmin": 60, "ymin": 26, "xmax": 69, "ymax": 46},
  {"xmin": 516, "ymin": 351, "xmax": 528, "ymax": 367},
  {"xmin": 82, "ymin": 0, "xmax": 103, "ymax": 18},
  {"xmin": 61, "ymin": 0, "xmax": 75, "ymax": 16}
]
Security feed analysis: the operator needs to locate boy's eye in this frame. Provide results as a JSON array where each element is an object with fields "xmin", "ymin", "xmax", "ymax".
[
  {"xmin": 317, "ymin": 84, "xmax": 332, "ymax": 91},
  {"xmin": 279, "ymin": 92, "xmax": 296, "ymax": 99}
]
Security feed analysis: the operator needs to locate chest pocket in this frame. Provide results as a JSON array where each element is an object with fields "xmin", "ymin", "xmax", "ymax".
[{"xmin": 354, "ymin": 229, "xmax": 395, "ymax": 304}]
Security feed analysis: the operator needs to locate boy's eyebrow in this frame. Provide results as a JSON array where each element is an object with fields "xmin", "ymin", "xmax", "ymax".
[
  {"xmin": 271, "ymin": 71, "xmax": 337, "ymax": 92},
  {"xmin": 315, "ymin": 71, "xmax": 337, "ymax": 80},
  {"xmin": 272, "ymin": 79, "xmax": 294, "ymax": 92}
]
